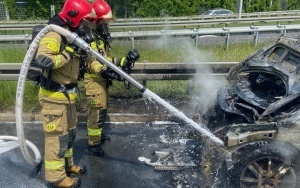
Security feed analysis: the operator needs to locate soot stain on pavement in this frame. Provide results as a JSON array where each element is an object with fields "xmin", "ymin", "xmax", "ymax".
[{"xmin": 0, "ymin": 114, "xmax": 227, "ymax": 187}]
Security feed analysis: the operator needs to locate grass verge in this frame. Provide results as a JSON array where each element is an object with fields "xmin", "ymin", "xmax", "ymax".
[{"xmin": 0, "ymin": 40, "xmax": 273, "ymax": 111}]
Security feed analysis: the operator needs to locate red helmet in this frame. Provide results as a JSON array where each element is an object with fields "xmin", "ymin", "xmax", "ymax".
[
  {"xmin": 58, "ymin": 0, "xmax": 97, "ymax": 27},
  {"xmin": 92, "ymin": 0, "xmax": 114, "ymax": 20}
]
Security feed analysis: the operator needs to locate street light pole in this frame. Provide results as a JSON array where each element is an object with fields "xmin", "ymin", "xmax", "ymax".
[{"xmin": 239, "ymin": 0, "xmax": 243, "ymax": 19}]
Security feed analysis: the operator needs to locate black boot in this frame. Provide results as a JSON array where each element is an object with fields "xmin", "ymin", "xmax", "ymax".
[{"xmin": 88, "ymin": 144, "xmax": 104, "ymax": 156}]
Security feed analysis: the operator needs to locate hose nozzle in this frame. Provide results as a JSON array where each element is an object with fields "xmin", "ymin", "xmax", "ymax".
[{"xmin": 67, "ymin": 33, "xmax": 90, "ymax": 51}]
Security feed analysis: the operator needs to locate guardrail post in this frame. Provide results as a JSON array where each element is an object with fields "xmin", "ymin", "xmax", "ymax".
[
  {"xmin": 277, "ymin": 24, "xmax": 287, "ymax": 37},
  {"xmin": 195, "ymin": 34, "xmax": 199, "ymax": 47},
  {"xmin": 161, "ymin": 30, "xmax": 167, "ymax": 50},
  {"xmin": 223, "ymin": 27, "xmax": 230, "ymax": 50},
  {"xmin": 222, "ymin": 27, "xmax": 230, "ymax": 50},
  {"xmin": 225, "ymin": 33, "xmax": 230, "ymax": 50},
  {"xmin": 131, "ymin": 36, "xmax": 135, "ymax": 49},
  {"xmin": 193, "ymin": 29, "xmax": 199, "ymax": 47},
  {"xmin": 282, "ymin": 29, "xmax": 287, "ymax": 36},
  {"xmin": 253, "ymin": 31, "xmax": 259, "ymax": 47},
  {"xmin": 250, "ymin": 25, "xmax": 259, "ymax": 47},
  {"xmin": 128, "ymin": 31, "xmax": 135, "ymax": 49}
]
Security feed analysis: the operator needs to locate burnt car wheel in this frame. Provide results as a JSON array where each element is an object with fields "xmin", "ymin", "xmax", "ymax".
[
  {"xmin": 239, "ymin": 156, "xmax": 297, "ymax": 188},
  {"xmin": 230, "ymin": 141, "xmax": 300, "ymax": 188}
]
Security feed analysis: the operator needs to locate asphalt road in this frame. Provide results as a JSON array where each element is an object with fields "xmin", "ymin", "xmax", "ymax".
[
  {"xmin": 0, "ymin": 97, "xmax": 209, "ymax": 188},
  {"xmin": 0, "ymin": 120, "xmax": 214, "ymax": 188}
]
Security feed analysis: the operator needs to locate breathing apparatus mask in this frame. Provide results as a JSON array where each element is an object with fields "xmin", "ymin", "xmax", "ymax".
[
  {"xmin": 95, "ymin": 20, "xmax": 112, "ymax": 43},
  {"xmin": 73, "ymin": 19, "xmax": 97, "ymax": 81},
  {"xmin": 75, "ymin": 19, "xmax": 96, "ymax": 43}
]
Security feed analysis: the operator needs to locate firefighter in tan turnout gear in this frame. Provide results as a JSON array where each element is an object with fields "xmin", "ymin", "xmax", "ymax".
[
  {"xmin": 35, "ymin": 0, "xmax": 97, "ymax": 187},
  {"xmin": 84, "ymin": 0, "xmax": 140, "ymax": 156}
]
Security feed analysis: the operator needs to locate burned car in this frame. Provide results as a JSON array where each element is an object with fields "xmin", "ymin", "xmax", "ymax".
[{"xmin": 192, "ymin": 37, "xmax": 300, "ymax": 188}]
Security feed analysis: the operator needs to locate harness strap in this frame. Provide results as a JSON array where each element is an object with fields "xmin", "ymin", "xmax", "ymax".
[{"xmin": 40, "ymin": 76, "xmax": 78, "ymax": 119}]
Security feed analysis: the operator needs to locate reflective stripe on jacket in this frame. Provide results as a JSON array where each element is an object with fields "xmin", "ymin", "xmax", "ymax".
[
  {"xmin": 85, "ymin": 39, "xmax": 116, "ymax": 82},
  {"xmin": 39, "ymin": 87, "xmax": 78, "ymax": 104},
  {"xmin": 36, "ymin": 31, "xmax": 80, "ymax": 104}
]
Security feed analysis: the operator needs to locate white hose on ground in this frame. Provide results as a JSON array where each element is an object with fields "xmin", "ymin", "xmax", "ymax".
[{"xmin": 0, "ymin": 136, "xmax": 40, "ymax": 159}]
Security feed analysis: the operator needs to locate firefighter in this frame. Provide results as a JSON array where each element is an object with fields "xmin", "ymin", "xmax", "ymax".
[
  {"xmin": 84, "ymin": 0, "xmax": 140, "ymax": 156},
  {"xmin": 35, "ymin": 0, "xmax": 97, "ymax": 187}
]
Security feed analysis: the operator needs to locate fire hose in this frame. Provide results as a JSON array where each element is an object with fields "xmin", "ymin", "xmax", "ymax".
[
  {"xmin": 14, "ymin": 24, "xmax": 223, "ymax": 166},
  {"xmin": 14, "ymin": 24, "xmax": 146, "ymax": 166}
]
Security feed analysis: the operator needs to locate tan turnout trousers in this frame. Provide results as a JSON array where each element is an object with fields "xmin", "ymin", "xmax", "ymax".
[
  {"xmin": 84, "ymin": 78, "xmax": 109, "ymax": 145},
  {"xmin": 40, "ymin": 100, "xmax": 77, "ymax": 183}
]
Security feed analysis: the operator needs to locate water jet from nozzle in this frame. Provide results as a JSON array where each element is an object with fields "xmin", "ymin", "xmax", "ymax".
[
  {"xmin": 87, "ymin": 46, "xmax": 223, "ymax": 145},
  {"xmin": 143, "ymin": 89, "xmax": 224, "ymax": 146}
]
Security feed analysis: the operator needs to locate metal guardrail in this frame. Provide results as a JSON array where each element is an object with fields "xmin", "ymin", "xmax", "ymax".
[
  {"xmin": 116, "ymin": 10, "xmax": 300, "ymax": 21},
  {"xmin": 0, "ymin": 62, "xmax": 237, "ymax": 81},
  {"xmin": 1, "ymin": 24, "xmax": 299, "ymax": 49},
  {"xmin": 1, "ymin": 15, "xmax": 300, "ymax": 32}
]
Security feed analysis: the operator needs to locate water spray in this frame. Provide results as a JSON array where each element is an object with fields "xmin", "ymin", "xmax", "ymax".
[
  {"xmin": 14, "ymin": 25, "xmax": 223, "ymax": 166},
  {"xmin": 85, "ymin": 38, "xmax": 224, "ymax": 146}
]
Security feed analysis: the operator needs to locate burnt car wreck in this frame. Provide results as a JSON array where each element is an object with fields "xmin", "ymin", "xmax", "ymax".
[
  {"xmin": 193, "ymin": 37, "xmax": 300, "ymax": 188},
  {"xmin": 138, "ymin": 37, "xmax": 300, "ymax": 188}
]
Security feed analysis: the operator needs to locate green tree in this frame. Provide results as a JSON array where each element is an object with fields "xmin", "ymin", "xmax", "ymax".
[
  {"xmin": 27, "ymin": 0, "xmax": 64, "ymax": 19},
  {"xmin": 106, "ymin": 0, "xmax": 139, "ymax": 18},
  {"xmin": 172, "ymin": 0, "xmax": 203, "ymax": 16},
  {"xmin": 3, "ymin": 0, "xmax": 18, "ymax": 19},
  {"xmin": 288, "ymin": 0, "xmax": 300, "ymax": 10},
  {"xmin": 220, "ymin": 0, "xmax": 235, "ymax": 11},
  {"xmin": 2, "ymin": 0, "xmax": 300, "ymax": 20},
  {"xmin": 133, "ymin": 0, "xmax": 172, "ymax": 17},
  {"xmin": 270, "ymin": 0, "xmax": 280, "ymax": 11},
  {"xmin": 131, "ymin": 0, "xmax": 218, "ymax": 17}
]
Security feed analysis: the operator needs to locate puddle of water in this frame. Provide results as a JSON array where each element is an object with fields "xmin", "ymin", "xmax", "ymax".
[
  {"xmin": 0, "ymin": 151, "xmax": 46, "ymax": 188},
  {"xmin": 143, "ymin": 89, "xmax": 224, "ymax": 146}
]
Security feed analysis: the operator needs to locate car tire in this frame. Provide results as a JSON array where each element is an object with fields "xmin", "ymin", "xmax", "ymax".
[{"xmin": 229, "ymin": 140, "xmax": 300, "ymax": 188}]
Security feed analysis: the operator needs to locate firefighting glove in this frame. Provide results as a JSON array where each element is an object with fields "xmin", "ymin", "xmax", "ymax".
[
  {"xmin": 100, "ymin": 68, "xmax": 124, "ymax": 81},
  {"xmin": 119, "ymin": 49, "xmax": 140, "ymax": 68}
]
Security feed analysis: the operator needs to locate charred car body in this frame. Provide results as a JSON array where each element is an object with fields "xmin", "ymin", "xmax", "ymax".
[
  {"xmin": 192, "ymin": 37, "xmax": 300, "ymax": 188},
  {"xmin": 138, "ymin": 37, "xmax": 300, "ymax": 188}
]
